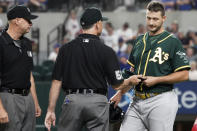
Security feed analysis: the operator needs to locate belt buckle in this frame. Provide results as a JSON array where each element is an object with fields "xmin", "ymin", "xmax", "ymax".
[
  {"xmin": 83, "ymin": 89, "xmax": 94, "ymax": 94},
  {"xmin": 22, "ymin": 89, "xmax": 29, "ymax": 96},
  {"xmin": 145, "ymin": 93, "xmax": 150, "ymax": 98},
  {"xmin": 140, "ymin": 93, "xmax": 146, "ymax": 99},
  {"xmin": 22, "ymin": 89, "xmax": 26, "ymax": 96},
  {"xmin": 11, "ymin": 89, "xmax": 15, "ymax": 94},
  {"xmin": 135, "ymin": 92, "xmax": 147, "ymax": 100},
  {"xmin": 87, "ymin": 89, "xmax": 93, "ymax": 94}
]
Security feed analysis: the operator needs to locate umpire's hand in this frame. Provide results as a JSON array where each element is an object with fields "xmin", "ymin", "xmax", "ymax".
[
  {"xmin": 35, "ymin": 103, "xmax": 42, "ymax": 117},
  {"xmin": 116, "ymin": 75, "xmax": 142, "ymax": 90},
  {"xmin": 0, "ymin": 107, "xmax": 9, "ymax": 123},
  {"xmin": 44, "ymin": 111, "xmax": 56, "ymax": 131},
  {"xmin": 110, "ymin": 90, "xmax": 123, "ymax": 107},
  {"xmin": 129, "ymin": 75, "xmax": 143, "ymax": 86}
]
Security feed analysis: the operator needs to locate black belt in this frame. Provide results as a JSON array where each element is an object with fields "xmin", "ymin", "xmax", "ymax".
[
  {"xmin": 0, "ymin": 88, "xmax": 30, "ymax": 96},
  {"xmin": 64, "ymin": 88, "xmax": 107, "ymax": 96}
]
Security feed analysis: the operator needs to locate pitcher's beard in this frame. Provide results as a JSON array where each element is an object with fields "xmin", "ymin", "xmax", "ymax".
[{"xmin": 148, "ymin": 24, "xmax": 162, "ymax": 35}]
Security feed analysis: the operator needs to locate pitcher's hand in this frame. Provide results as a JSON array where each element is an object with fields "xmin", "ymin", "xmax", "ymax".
[{"xmin": 143, "ymin": 76, "xmax": 158, "ymax": 87}]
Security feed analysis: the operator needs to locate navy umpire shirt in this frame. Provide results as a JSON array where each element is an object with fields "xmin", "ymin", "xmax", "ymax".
[
  {"xmin": 52, "ymin": 34, "xmax": 124, "ymax": 90},
  {"xmin": 0, "ymin": 31, "xmax": 33, "ymax": 89}
]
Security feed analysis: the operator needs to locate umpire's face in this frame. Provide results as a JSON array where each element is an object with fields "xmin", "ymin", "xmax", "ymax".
[
  {"xmin": 13, "ymin": 18, "xmax": 32, "ymax": 34},
  {"xmin": 146, "ymin": 10, "xmax": 166, "ymax": 34}
]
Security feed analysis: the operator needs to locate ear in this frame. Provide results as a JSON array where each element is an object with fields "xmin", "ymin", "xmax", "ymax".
[
  {"xmin": 163, "ymin": 15, "xmax": 166, "ymax": 22},
  {"xmin": 95, "ymin": 22, "xmax": 99, "ymax": 30}
]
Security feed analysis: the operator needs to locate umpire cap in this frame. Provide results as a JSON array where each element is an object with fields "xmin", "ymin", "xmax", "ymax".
[
  {"xmin": 80, "ymin": 7, "xmax": 108, "ymax": 27},
  {"xmin": 7, "ymin": 5, "xmax": 38, "ymax": 21}
]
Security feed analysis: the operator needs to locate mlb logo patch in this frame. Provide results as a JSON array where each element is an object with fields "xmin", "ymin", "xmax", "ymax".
[{"xmin": 83, "ymin": 39, "xmax": 89, "ymax": 43}]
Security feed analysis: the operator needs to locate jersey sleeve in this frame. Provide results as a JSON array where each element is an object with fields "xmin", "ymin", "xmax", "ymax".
[
  {"xmin": 52, "ymin": 46, "xmax": 64, "ymax": 80},
  {"xmin": 127, "ymin": 38, "xmax": 140, "ymax": 69},
  {"xmin": 0, "ymin": 44, "xmax": 2, "ymax": 82},
  {"xmin": 127, "ymin": 49, "xmax": 135, "ymax": 68},
  {"xmin": 103, "ymin": 47, "xmax": 124, "ymax": 86},
  {"xmin": 171, "ymin": 38, "xmax": 191, "ymax": 72}
]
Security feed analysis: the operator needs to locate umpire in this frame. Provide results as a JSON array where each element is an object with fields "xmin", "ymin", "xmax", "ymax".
[
  {"xmin": 0, "ymin": 5, "xmax": 41, "ymax": 131},
  {"xmin": 45, "ymin": 7, "xmax": 141, "ymax": 131}
]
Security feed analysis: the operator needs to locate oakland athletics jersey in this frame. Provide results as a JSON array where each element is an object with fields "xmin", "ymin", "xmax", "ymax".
[{"xmin": 127, "ymin": 31, "xmax": 190, "ymax": 93}]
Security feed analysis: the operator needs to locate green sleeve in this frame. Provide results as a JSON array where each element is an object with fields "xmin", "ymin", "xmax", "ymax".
[
  {"xmin": 127, "ymin": 35, "xmax": 143, "ymax": 68},
  {"xmin": 127, "ymin": 48, "xmax": 135, "ymax": 68},
  {"xmin": 171, "ymin": 38, "xmax": 190, "ymax": 72}
]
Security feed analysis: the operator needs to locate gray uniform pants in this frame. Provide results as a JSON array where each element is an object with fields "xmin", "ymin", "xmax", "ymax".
[
  {"xmin": 58, "ymin": 93, "xmax": 109, "ymax": 131},
  {"xmin": 0, "ymin": 92, "xmax": 35, "ymax": 131},
  {"xmin": 120, "ymin": 91, "xmax": 178, "ymax": 131}
]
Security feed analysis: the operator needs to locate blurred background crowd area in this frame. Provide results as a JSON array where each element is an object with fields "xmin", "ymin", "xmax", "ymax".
[
  {"xmin": 1, "ymin": 0, "xmax": 197, "ymax": 12},
  {"xmin": 0, "ymin": 0, "xmax": 197, "ymax": 82},
  {"xmin": 29, "ymin": 14, "xmax": 197, "ymax": 82}
]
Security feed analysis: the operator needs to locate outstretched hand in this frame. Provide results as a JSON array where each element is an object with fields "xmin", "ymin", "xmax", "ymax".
[
  {"xmin": 129, "ymin": 75, "xmax": 143, "ymax": 86},
  {"xmin": 44, "ymin": 111, "xmax": 56, "ymax": 131},
  {"xmin": 116, "ymin": 75, "xmax": 142, "ymax": 90},
  {"xmin": 110, "ymin": 91, "xmax": 123, "ymax": 107}
]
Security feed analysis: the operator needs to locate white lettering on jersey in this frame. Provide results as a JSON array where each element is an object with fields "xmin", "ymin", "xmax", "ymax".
[
  {"xmin": 176, "ymin": 51, "xmax": 189, "ymax": 63},
  {"xmin": 149, "ymin": 47, "xmax": 169, "ymax": 64},
  {"xmin": 27, "ymin": 51, "xmax": 32, "ymax": 57},
  {"xmin": 115, "ymin": 70, "xmax": 123, "ymax": 80}
]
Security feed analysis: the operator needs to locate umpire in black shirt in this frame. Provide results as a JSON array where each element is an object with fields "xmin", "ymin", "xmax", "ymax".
[
  {"xmin": 44, "ymin": 7, "xmax": 142, "ymax": 131},
  {"xmin": 0, "ymin": 5, "xmax": 41, "ymax": 131}
]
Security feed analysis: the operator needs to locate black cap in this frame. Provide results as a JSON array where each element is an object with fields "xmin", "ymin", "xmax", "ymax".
[
  {"xmin": 80, "ymin": 7, "xmax": 108, "ymax": 27},
  {"xmin": 7, "ymin": 5, "xmax": 38, "ymax": 21}
]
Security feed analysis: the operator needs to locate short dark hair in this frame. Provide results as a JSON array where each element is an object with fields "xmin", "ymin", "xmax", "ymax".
[{"xmin": 147, "ymin": 1, "xmax": 165, "ymax": 16}]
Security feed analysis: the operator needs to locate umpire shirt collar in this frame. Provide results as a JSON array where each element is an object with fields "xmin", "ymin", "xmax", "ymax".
[
  {"xmin": 2, "ymin": 31, "xmax": 24, "ymax": 45},
  {"xmin": 2, "ymin": 31, "xmax": 14, "ymax": 44},
  {"xmin": 78, "ymin": 33, "xmax": 100, "ymax": 40}
]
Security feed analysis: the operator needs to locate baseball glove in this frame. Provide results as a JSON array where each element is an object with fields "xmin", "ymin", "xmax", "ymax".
[{"xmin": 109, "ymin": 102, "xmax": 125, "ymax": 123}]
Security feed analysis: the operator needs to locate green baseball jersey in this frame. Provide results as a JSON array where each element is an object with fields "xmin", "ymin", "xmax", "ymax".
[{"xmin": 127, "ymin": 31, "xmax": 190, "ymax": 93}]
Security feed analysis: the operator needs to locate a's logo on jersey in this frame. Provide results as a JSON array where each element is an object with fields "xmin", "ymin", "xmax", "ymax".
[
  {"xmin": 149, "ymin": 47, "xmax": 169, "ymax": 64},
  {"xmin": 115, "ymin": 70, "xmax": 123, "ymax": 80}
]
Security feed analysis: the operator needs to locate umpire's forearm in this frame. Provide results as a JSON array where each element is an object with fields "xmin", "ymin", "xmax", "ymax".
[
  {"xmin": 47, "ymin": 80, "xmax": 62, "ymax": 112},
  {"xmin": 30, "ymin": 72, "xmax": 39, "ymax": 106},
  {"xmin": 120, "ymin": 85, "xmax": 133, "ymax": 95}
]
